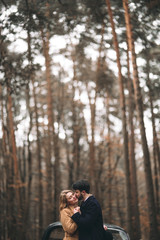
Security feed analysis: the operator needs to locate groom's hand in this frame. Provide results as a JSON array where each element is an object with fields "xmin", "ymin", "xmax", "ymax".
[{"xmin": 103, "ymin": 224, "xmax": 108, "ymax": 230}]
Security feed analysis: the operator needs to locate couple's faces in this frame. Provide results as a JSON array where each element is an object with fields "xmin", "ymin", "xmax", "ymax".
[
  {"xmin": 66, "ymin": 190, "xmax": 84, "ymax": 205},
  {"xmin": 66, "ymin": 192, "xmax": 78, "ymax": 206}
]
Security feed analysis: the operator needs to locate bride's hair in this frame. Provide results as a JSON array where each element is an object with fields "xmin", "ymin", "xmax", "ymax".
[{"xmin": 59, "ymin": 190, "xmax": 73, "ymax": 212}]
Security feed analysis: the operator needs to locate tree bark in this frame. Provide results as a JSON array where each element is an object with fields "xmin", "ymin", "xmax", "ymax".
[
  {"xmin": 126, "ymin": 44, "xmax": 141, "ymax": 239},
  {"xmin": 115, "ymin": 176, "xmax": 125, "ymax": 227},
  {"xmin": 0, "ymin": 85, "xmax": 8, "ymax": 240},
  {"xmin": 71, "ymin": 48, "xmax": 81, "ymax": 181},
  {"xmin": 7, "ymin": 85, "xmax": 21, "ymax": 239},
  {"xmin": 106, "ymin": 95, "xmax": 112, "ymax": 223},
  {"xmin": 25, "ymin": 81, "xmax": 33, "ymax": 239}
]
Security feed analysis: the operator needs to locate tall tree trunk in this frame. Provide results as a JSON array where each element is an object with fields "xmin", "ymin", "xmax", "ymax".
[
  {"xmin": 5, "ymin": 133, "xmax": 15, "ymax": 240},
  {"xmin": 106, "ymin": 95, "xmax": 112, "ymax": 223},
  {"xmin": 41, "ymin": 21, "xmax": 61, "ymax": 220},
  {"xmin": 62, "ymin": 104, "xmax": 74, "ymax": 188},
  {"xmin": 105, "ymin": 0, "xmax": 132, "ymax": 236},
  {"xmin": 25, "ymin": 2, "xmax": 41, "ymax": 238},
  {"xmin": 0, "ymin": 85, "xmax": 8, "ymax": 240},
  {"xmin": 122, "ymin": 0, "xmax": 159, "ymax": 238},
  {"xmin": 25, "ymin": 81, "xmax": 33, "ymax": 239},
  {"xmin": 87, "ymin": 22, "xmax": 105, "ymax": 194},
  {"xmin": 126, "ymin": 44, "xmax": 141, "ymax": 239},
  {"xmin": 146, "ymin": 51, "xmax": 160, "ymax": 213},
  {"xmin": 26, "ymin": 8, "xmax": 43, "ymax": 234},
  {"xmin": 71, "ymin": 49, "xmax": 80, "ymax": 181},
  {"xmin": 115, "ymin": 176, "xmax": 125, "ymax": 227},
  {"xmin": 96, "ymin": 141, "xmax": 105, "ymax": 205},
  {"xmin": 32, "ymin": 80, "xmax": 43, "ymax": 237},
  {"xmin": 64, "ymin": 129, "xmax": 73, "ymax": 188},
  {"xmin": 24, "ymin": 2, "xmax": 34, "ymax": 237},
  {"xmin": 41, "ymin": 27, "xmax": 53, "ymax": 222},
  {"xmin": 7, "ymin": 85, "xmax": 21, "ymax": 238},
  {"xmin": 85, "ymin": 82, "xmax": 95, "ymax": 192}
]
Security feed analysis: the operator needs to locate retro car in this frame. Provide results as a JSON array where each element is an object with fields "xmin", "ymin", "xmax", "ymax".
[{"xmin": 42, "ymin": 221, "xmax": 130, "ymax": 240}]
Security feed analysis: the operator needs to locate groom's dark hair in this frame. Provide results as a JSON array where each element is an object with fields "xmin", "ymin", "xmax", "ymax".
[{"xmin": 72, "ymin": 179, "xmax": 90, "ymax": 193}]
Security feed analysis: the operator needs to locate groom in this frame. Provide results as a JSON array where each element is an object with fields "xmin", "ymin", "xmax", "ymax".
[{"xmin": 71, "ymin": 179, "xmax": 113, "ymax": 240}]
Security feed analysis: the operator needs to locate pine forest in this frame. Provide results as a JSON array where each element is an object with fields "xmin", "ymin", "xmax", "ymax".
[{"xmin": 0, "ymin": 0, "xmax": 160, "ymax": 240}]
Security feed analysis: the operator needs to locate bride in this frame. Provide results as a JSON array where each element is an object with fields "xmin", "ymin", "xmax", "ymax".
[{"xmin": 59, "ymin": 190, "xmax": 79, "ymax": 240}]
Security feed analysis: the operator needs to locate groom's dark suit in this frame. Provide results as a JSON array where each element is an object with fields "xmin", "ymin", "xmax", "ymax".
[{"xmin": 71, "ymin": 195, "xmax": 106, "ymax": 240}]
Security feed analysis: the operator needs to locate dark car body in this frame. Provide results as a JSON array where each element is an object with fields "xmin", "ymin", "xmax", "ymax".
[{"xmin": 42, "ymin": 221, "xmax": 130, "ymax": 240}]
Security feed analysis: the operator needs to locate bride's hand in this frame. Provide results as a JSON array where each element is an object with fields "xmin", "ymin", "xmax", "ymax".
[{"xmin": 74, "ymin": 207, "xmax": 81, "ymax": 214}]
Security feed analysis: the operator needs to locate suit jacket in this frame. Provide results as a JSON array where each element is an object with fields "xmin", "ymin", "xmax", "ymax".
[
  {"xmin": 71, "ymin": 196, "xmax": 106, "ymax": 240},
  {"xmin": 60, "ymin": 206, "xmax": 79, "ymax": 240}
]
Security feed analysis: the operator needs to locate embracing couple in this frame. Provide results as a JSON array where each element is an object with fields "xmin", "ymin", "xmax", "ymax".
[{"xmin": 59, "ymin": 179, "xmax": 113, "ymax": 240}]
